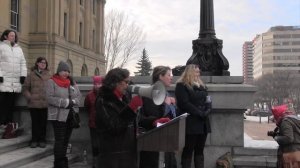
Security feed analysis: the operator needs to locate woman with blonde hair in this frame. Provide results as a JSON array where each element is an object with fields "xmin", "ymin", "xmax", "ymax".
[{"xmin": 175, "ymin": 64, "xmax": 212, "ymax": 168}]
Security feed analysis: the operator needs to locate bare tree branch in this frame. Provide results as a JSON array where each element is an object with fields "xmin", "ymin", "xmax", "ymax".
[{"xmin": 104, "ymin": 10, "xmax": 145, "ymax": 72}]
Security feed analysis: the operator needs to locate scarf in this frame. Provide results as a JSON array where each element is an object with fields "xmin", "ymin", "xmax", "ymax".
[
  {"xmin": 113, "ymin": 88, "xmax": 124, "ymax": 100},
  {"xmin": 51, "ymin": 74, "xmax": 70, "ymax": 88}
]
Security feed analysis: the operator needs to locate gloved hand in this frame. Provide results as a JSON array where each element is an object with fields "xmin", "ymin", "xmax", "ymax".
[
  {"xmin": 202, "ymin": 109, "xmax": 211, "ymax": 117},
  {"xmin": 67, "ymin": 99, "xmax": 74, "ymax": 109},
  {"xmin": 153, "ymin": 117, "xmax": 171, "ymax": 126},
  {"xmin": 205, "ymin": 96, "xmax": 212, "ymax": 103},
  {"xmin": 0, "ymin": 77, "xmax": 3, "ymax": 83},
  {"xmin": 129, "ymin": 96, "xmax": 143, "ymax": 112},
  {"xmin": 20, "ymin": 76, "xmax": 26, "ymax": 84}
]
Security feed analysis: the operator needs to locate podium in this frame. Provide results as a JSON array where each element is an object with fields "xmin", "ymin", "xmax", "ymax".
[{"xmin": 137, "ymin": 113, "xmax": 188, "ymax": 152}]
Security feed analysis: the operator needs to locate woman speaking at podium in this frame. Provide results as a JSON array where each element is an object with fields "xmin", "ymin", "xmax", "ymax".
[
  {"xmin": 139, "ymin": 65, "xmax": 177, "ymax": 168},
  {"xmin": 95, "ymin": 68, "xmax": 142, "ymax": 168},
  {"xmin": 175, "ymin": 64, "xmax": 212, "ymax": 168}
]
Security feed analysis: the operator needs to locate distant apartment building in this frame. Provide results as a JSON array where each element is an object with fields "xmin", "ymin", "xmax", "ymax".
[
  {"xmin": 0, "ymin": 0, "xmax": 106, "ymax": 76},
  {"xmin": 253, "ymin": 26, "xmax": 300, "ymax": 79},
  {"xmin": 242, "ymin": 41, "xmax": 254, "ymax": 84}
]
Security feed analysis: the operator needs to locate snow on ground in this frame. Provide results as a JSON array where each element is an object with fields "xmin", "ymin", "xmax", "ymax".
[
  {"xmin": 244, "ymin": 133, "xmax": 278, "ymax": 149},
  {"xmin": 244, "ymin": 116, "xmax": 278, "ymax": 149}
]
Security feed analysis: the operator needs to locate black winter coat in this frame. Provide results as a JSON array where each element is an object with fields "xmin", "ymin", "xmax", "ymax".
[
  {"xmin": 95, "ymin": 86, "xmax": 137, "ymax": 168},
  {"xmin": 139, "ymin": 95, "xmax": 175, "ymax": 131},
  {"xmin": 175, "ymin": 82, "xmax": 211, "ymax": 134}
]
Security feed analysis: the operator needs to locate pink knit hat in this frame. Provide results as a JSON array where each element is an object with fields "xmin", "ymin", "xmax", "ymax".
[
  {"xmin": 93, "ymin": 76, "xmax": 103, "ymax": 85},
  {"xmin": 271, "ymin": 104, "xmax": 288, "ymax": 122}
]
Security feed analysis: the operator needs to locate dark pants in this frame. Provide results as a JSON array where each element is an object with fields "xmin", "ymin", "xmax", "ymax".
[
  {"xmin": 181, "ymin": 134, "xmax": 207, "ymax": 168},
  {"xmin": 30, "ymin": 108, "xmax": 48, "ymax": 142},
  {"xmin": 139, "ymin": 151, "xmax": 159, "ymax": 168},
  {"xmin": 139, "ymin": 151, "xmax": 177, "ymax": 168},
  {"xmin": 0, "ymin": 92, "xmax": 17, "ymax": 125},
  {"xmin": 52, "ymin": 115, "xmax": 73, "ymax": 168},
  {"xmin": 90, "ymin": 128, "xmax": 99, "ymax": 157}
]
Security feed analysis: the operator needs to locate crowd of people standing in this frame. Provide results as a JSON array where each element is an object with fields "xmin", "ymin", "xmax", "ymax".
[{"xmin": 0, "ymin": 28, "xmax": 214, "ymax": 168}]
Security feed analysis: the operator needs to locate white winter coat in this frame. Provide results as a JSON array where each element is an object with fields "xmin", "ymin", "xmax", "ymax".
[{"xmin": 0, "ymin": 40, "xmax": 27, "ymax": 92}]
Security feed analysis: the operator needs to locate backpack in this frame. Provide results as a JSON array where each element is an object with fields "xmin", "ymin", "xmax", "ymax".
[{"xmin": 216, "ymin": 152, "xmax": 234, "ymax": 168}]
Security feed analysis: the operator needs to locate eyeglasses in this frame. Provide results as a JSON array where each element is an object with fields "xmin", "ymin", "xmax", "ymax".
[
  {"xmin": 39, "ymin": 61, "xmax": 47, "ymax": 64},
  {"xmin": 123, "ymin": 80, "xmax": 130, "ymax": 84}
]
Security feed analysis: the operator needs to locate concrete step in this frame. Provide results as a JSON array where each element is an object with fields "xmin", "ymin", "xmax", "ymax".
[
  {"xmin": 0, "ymin": 134, "xmax": 31, "ymax": 154},
  {"xmin": 233, "ymin": 155, "xmax": 277, "ymax": 168},
  {"xmin": 0, "ymin": 145, "xmax": 53, "ymax": 168},
  {"xmin": 18, "ymin": 153, "xmax": 80, "ymax": 168},
  {"xmin": 233, "ymin": 147, "xmax": 277, "ymax": 156}
]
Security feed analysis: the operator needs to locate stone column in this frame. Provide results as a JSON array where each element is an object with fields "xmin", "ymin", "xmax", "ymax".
[{"xmin": 84, "ymin": 0, "xmax": 91, "ymax": 49}]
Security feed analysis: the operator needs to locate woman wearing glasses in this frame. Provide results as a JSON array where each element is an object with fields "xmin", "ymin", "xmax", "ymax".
[
  {"xmin": 95, "ymin": 68, "xmax": 143, "ymax": 168},
  {"xmin": 23, "ymin": 57, "xmax": 51, "ymax": 148}
]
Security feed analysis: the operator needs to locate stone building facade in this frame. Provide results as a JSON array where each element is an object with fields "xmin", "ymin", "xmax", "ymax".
[{"xmin": 0, "ymin": 0, "xmax": 106, "ymax": 76}]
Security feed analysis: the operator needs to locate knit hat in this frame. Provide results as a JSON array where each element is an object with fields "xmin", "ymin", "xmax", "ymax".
[
  {"xmin": 93, "ymin": 76, "xmax": 103, "ymax": 85},
  {"xmin": 271, "ymin": 104, "xmax": 288, "ymax": 122},
  {"xmin": 56, "ymin": 61, "xmax": 70, "ymax": 73}
]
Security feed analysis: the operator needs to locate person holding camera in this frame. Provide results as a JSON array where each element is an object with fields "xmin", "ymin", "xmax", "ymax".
[
  {"xmin": 269, "ymin": 104, "xmax": 300, "ymax": 168},
  {"xmin": 175, "ymin": 64, "xmax": 212, "ymax": 168},
  {"xmin": 95, "ymin": 68, "xmax": 142, "ymax": 168},
  {"xmin": 45, "ymin": 61, "xmax": 81, "ymax": 168},
  {"xmin": 138, "ymin": 66, "xmax": 177, "ymax": 168}
]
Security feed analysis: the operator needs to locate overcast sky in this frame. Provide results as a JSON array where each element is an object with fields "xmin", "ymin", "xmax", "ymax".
[{"xmin": 105, "ymin": 0, "xmax": 300, "ymax": 76}]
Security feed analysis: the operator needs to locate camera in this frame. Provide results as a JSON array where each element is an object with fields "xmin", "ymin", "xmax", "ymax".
[{"xmin": 267, "ymin": 131, "xmax": 279, "ymax": 137}]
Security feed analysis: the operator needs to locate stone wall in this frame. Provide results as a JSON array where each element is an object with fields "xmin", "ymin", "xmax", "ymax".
[{"xmin": 14, "ymin": 76, "xmax": 256, "ymax": 168}]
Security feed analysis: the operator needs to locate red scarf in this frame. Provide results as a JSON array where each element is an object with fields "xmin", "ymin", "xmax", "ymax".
[
  {"xmin": 113, "ymin": 88, "xmax": 124, "ymax": 100},
  {"xmin": 51, "ymin": 74, "xmax": 70, "ymax": 88}
]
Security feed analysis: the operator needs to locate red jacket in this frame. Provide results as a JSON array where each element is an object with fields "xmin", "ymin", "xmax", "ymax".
[{"xmin": 84, "ymin": 89, "xmax": 97, "ymax": 128}]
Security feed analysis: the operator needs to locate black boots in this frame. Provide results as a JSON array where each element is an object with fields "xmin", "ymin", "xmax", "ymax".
[
  {"xmin": 181, "ymin": 155, "xmax": 204, "ymax": 168},
  {"xmin": 54, "ymin": 157, "xmax": 68, "ymax": 168},
  {"xmin": 194, "ymin": 155, "xmax": 204, "ymax": 168},
  {"xmin": 181, "ymin": 158, "xmax": 192, "ymax": 168}
]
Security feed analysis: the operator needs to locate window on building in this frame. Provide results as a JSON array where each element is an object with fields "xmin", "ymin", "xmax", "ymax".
[
  {"xmin": 93, "ymin": 0, "xmax": 96, "ymax": 14},
  {"xmin": 81, "ymin": 64, "xmax": 88, "ymax": 76},
  {"xmin": 92, "ymin": 29, "xmax": 96, "ymax": 50},
  {"xmin": 79, "ymin": 22, "xmax": 83, "ymax": 45},
  {"xmin": 11, "ymin": 0, "xmax": 19, "ymax": 31},
  {"xmin": 94, "ymin": 68, "xmax": 100, "ymax": 75},
  {"xmin": 64, "ymin": 13, "xmax": 67, "ymax": 38}
]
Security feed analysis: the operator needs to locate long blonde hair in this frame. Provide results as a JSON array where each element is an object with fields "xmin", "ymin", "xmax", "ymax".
[{"xmin": 176, "ymin": 64, "xmax": 205, "ymax": 88}]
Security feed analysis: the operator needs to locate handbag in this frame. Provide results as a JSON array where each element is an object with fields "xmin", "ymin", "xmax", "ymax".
[
  {"xmin": 69, "ymin": 108, "xmax": 80, "ymax": 129},
  {"xmin": 68, "ymin": 87, "xmax": 80, "ymax": 129}
]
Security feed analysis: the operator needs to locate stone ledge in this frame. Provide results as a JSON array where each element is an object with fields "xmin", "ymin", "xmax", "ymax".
[{"xmin": 233, "ymin": 155, "xmax": 277, "ymax": 167}]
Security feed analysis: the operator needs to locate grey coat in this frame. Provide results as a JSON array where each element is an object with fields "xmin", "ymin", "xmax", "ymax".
[{"xmin": 45, "ymin": 79, "xmax": 81, "ymax": 122}]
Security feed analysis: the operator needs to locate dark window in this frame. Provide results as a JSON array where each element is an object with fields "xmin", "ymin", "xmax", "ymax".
[
  {"xmin": 80, "ymin": 0, "xmax": 83, "ymax": 6},
  {"xmin": 93, "ymin": 29, "xmax": 95, "ymax": 50},
  {"xmin": 93, "ymin": 0, "xmax": 96, "ymax": 14},
  {"xmin": 64, "ymin": 13, "xmax": 67, "ymax": 37},
  {"xmin": 79, "ymin": 22, "xmax": 82, "ymax": 45},
  {"xmin": 10, "ymin": 0, "xmax": 19, "ymax": 31}
]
